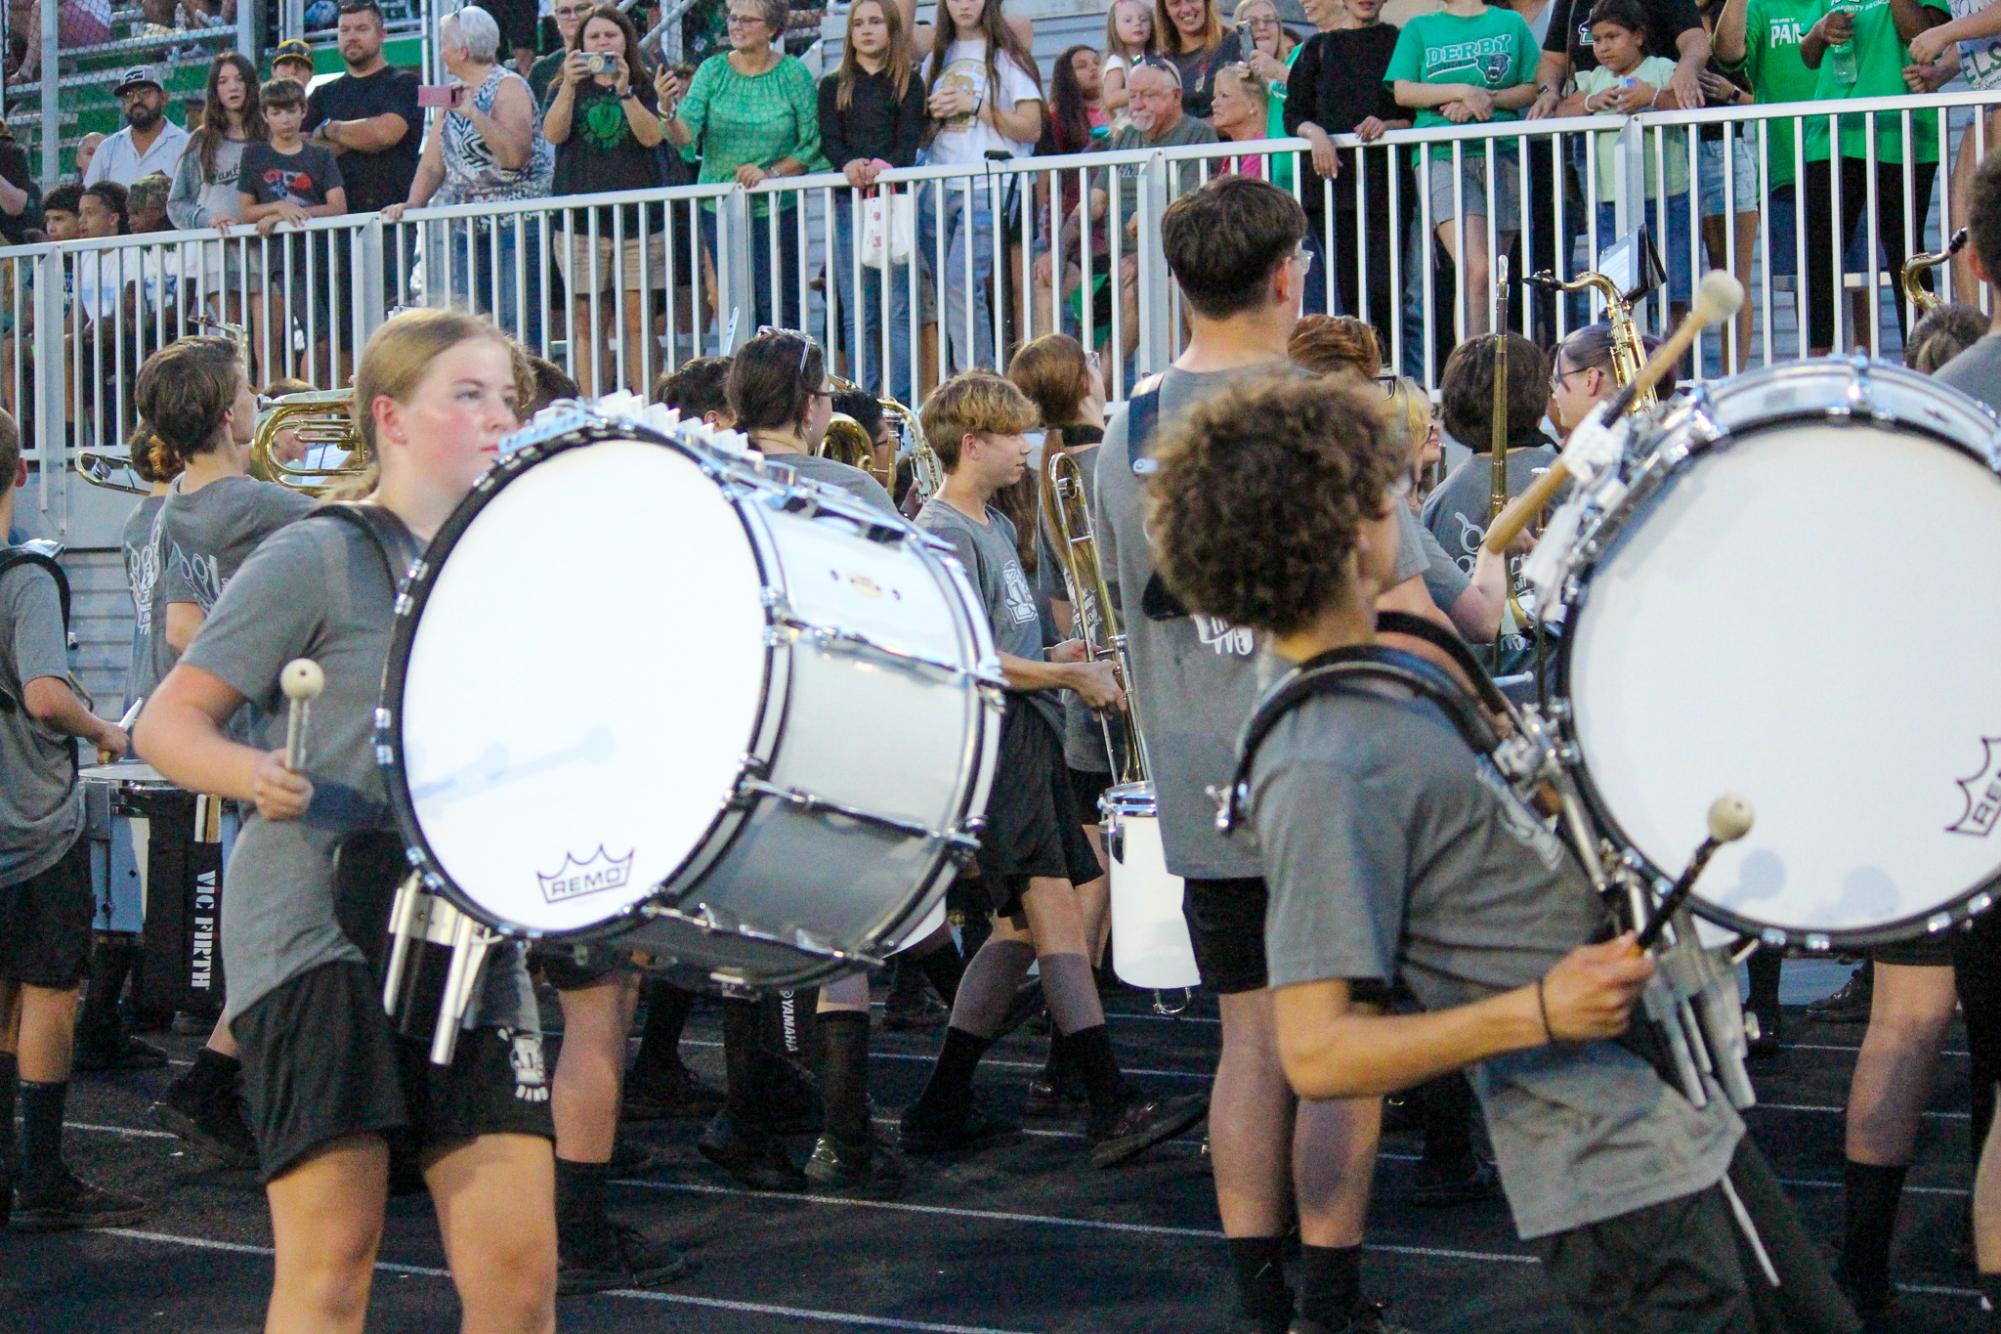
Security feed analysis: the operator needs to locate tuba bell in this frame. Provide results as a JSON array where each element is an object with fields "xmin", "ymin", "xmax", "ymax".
[{"xmin": 249, "ymin": 390, "xmax": 369, "ymax": 496}]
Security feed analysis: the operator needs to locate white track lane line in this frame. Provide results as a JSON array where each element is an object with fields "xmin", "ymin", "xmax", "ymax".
[{"xmin": 98, "ymin": 1228, "xmax": 1035, "ymax": 1334}]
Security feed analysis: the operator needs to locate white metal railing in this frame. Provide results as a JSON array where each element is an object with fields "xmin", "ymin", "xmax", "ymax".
[{"xmin": 12, "ymin": 90, "xmax": 2001, "ymax": 527}]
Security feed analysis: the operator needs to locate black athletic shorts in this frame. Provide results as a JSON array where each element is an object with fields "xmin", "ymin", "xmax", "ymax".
[
  {"xmin": 974, "ymin": 703, "xmax": 1104, "ymax": 916},
  {"xmin": 1067, "ymin": 765, "xmax": 1111, "ymax": 829},
  {"xmin": 1873, "ymin": 934, "xmax": 1955, "ymax": 968},
  {"xmin": 235, "ymin": 959, "xmax": 553, "ymax": 1183},
  {"xmin": 1182, "ymin": 876, "xmax": 1269, "ymax": 995},
  {"xmin": 1529, "ymin": 1140, "xmax": 1859, "ymax": 1334},
  {"xmin": 0, "ymin": 834, "xmax": 92, "ymax": 989}
]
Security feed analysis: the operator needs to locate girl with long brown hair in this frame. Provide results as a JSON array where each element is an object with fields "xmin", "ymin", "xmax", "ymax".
[{"xmin": 166, "ymin": 53, "xmax": 267, "ymax": 369}]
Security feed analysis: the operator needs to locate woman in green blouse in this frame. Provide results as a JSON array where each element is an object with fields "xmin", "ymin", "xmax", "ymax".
[{"xmin": 658, "ymin": 0, "xmax": 827, "ymax": 328}]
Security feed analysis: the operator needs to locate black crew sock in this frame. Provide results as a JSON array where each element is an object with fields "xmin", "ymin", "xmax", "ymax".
[
  {"xmin": 914, "ymin": 1026, "xmax": 992, "ymax": 1117},
  {"xmin": 917, "ymin": 938, "xmax": 966, "ymax": 1006},
  {"xmin": 1978, "ymin": 1272, "xmax": 2001, "ymax": 1329},
  {"xmin": 1059, "ymin": 1025, "xmax": 1130, "ymax": 1118},
  {"xmin": 817, "ymin": 1010, "xmax": 871, "ymax": 1144},
  {"xmin": 1838, "ymin": 1159, "xmax": 1909, "ymax": 1306},
  {"xmin": 554, "ymin": 1156, "xmax": 614, "ymax": 1254},
  {"xmin": 18, "ymin": 1078, "xmax": 69, "ymax": 1192},
  {"xmin": 720, "ymin": 997, "xmax": 768, "ymax": 1125},
  {"xmin": 77, "ymin": 941, "xmax": 135, "ymax": 1044},
  {"xmin": 1040, "ymin": 1027, "xmax": 1070, "ymax": 1087},
  {"xmin": 886, "ymin": 956, "xmax": 928, "ymax": 1011},
  {"xmin": 1297, "ymin": 1244, "xmax": 1363, "ymax": 1328},
  {"xmin": 1, "ymin": 1051, "xmax": 17, "ymax": 1184},
  {"xmin": 629, "ymin": 981, "xmax": 695, "ymax": 1086},
  {"xmin": 1747, "ymin": 951, "xmax": 1783, "ymax": 1015},
  {"xmin": 190, "ymin": 1045, "xmax": 241, "ymax": 1090},
  {"xmin": 1228, "ymin": 1235, "xmax": 1292, "ymax": 1322}
]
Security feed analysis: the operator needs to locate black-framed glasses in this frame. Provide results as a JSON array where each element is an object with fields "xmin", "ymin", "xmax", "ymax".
[
  {"xmin": 1372, "ymin": 371, "xmax": 1398, "ymax": 397},
  {"xmin": 1549, "ymin": 362, "xmax": 1577, "ymax": 392}
]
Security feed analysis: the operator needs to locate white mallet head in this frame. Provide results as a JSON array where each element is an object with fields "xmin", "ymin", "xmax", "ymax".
[
  {"xmin": 1693, "ymin": 270, "xmax": 1746, "ymax": 324},
  {"xmin": 281, "ymin": 658, "xmax": 325, "ymax": 704},
  {"xmin": 1707, "ymin": 793, "xmax": 1754, "ymax": 843}
]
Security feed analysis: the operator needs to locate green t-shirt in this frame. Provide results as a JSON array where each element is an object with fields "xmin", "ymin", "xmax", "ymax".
[
  {"xmin": 1576, "ymin": 57, "xmax": 1688, "ymax": 199},
  {"xmin": 1384, "ymin": 6, "xmax": 1539, "ymax": 131},
  {"xmin": 1804, "ymin": 0, "xmax": 1950, "ymax": 164},
  {"xmin": 1717, "ymin": 0, "xmax": 1826, "ymax": 187},
  {"xmin": 676, "ymin": 52, "xmax": 829, "ymax": 214}
]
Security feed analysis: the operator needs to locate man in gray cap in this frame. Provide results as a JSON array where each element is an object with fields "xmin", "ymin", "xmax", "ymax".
[{"xmin": 83, "ymin": 67, "xmax": 190, "ymax": 189}]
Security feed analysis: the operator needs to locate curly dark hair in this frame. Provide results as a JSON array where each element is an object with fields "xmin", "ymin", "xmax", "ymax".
[{"xmin": 1149, "ymin": 376, "xmax": 1407, "ymax": 636}]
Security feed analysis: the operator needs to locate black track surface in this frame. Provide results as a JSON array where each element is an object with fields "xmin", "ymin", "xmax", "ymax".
[{"xmin": 4, "ymin": 963, "xmax": 1986, "ymax": 1332}]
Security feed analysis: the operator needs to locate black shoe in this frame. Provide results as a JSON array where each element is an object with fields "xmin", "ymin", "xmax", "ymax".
[
  {"xmin": 696, "ymin": 1110, "xmax": 807, "ymax": 1191},
  {"xmin": 558, "ymin": 1217, "xmax": 691, "ymax": 1295},
  {"xmin": 883, "ymin": 991, "xmax": 950, "ymax": 1032},
  {"xmin": 1290, "ymin": 1302, "xmax": 1418, "ymax": 1334},
  {"xmin": 1391, "ymin": 1155, "xmax": 1500, "ymax": 1207},
  {"xmin": 1835, "ymin": 1264, "xmax": 1896, "ymax": 1328},
  {"xmin": 72, "ymin": 1032, "xmax": 168, "ymax": 1073},
  {"xmin": 125, "ymin": 1006, "xmax": 176, "ymax": 1035},
  {"xmin": 149, "ymin": 1068, "xmax": 258, "ymax": 1170},
  {"xmin": 898, "ymin": 1099, "xmax": 1021, "ymax": 1156},
  {"xmin": 1087, "ymin": 1091, "xmax": 1209, "ymax": 1169},
  {"xmin": 9, "ymin": 1169, "xmax": 148, "ymax": 1232},
  {"xmin": 622, "ymin": 1066, "xmax": 726, "ymax": 1122},
  {"xmin": 1805, "ymin": 968, "xmax": 1872, "ymax": 1024},
  {"xmin": 607, "ymin": 1135, "xmax": 654, "ymax": 1178},
  {"xmin": 1022, "ymin": 1075, "xmax": 1087, "ymax": 1119},
  {"xmin": 805, "ymin": 1129, "xmax": 907, "ymax": 1194}
]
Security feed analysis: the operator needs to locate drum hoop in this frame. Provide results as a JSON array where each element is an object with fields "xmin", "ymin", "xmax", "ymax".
[
  {"xmin": 1552, "ymin": 385, "xmax": 2001, "ymax": 949},
  {"xmin": 376, "ymin": 420, "xmax": 779, "ymax": 944}
]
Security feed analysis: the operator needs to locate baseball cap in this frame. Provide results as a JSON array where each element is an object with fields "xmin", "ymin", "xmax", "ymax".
[
  {"xmin": 112, "ymin": 65, "xmax": 164, "ymax": 95},
  {"xmin": 274, "ymin": 38, "xmax": 314, "ymax": 64}
]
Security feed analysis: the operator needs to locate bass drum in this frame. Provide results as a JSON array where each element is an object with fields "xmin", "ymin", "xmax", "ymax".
[
  {"xmin": 378, "ymin": 411, "xmax": 1002, "ymax": 989},
  {"xmin": 1556, "ymin": 360, "xmax": 2001, "ymax": 949}
]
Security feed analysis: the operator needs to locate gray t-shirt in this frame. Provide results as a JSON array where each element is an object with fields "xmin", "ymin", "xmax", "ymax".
[
  {"xmin": 1420, "ymin": 443, "xmax": 1557, "ymax": 575},
  {"xmin": 1416, "ymin": 518, "xmax": 1471, "ymax": 619},
  {"xmin": 1938, "ymin": 332, "xmax": 2001, "ymax": 415},
  {"xmin": 0, "ymin": 561, "xmax": 83, "ymax": 884},
  {"xmin": 915, "ymin": 497, "xmax": 1063, "ymax": 734},
  {"xmin": 1034, "ymin": 440, "xmax": 1117, "ymax": 775},
  {"xmin": 1093, "ymin": 363, "xmax": 1428, "ymax": 877},
  {"xmin": 182, "ymin": 514, "xmax": 534, "ymax": 1029},
  {"xmin": 121, "ymin": 494, "xmax": 165, "ymax": 711},
  {"xmin": 154, "ymin": 475, "xmax": 314, "ymax": 724},
  {"xmin": 1098, "ymin": 118, "xmax": 1220, "ymax": 238},
  {"xmin": 777, "ymin": 452, "xmax": 899, "ymax": 515},
  {"xmin": 1251, "ymin": 685, "xmax": 1742, "ymax": 1240}
]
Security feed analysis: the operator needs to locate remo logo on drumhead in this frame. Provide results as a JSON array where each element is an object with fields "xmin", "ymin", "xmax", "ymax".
[
  {"xmin": 1948, "ymin": 738, "xmax": 2001, "ymax": 839},
  {"xmin": 536, "ymin": 846, "xmax": 636, "ymax": 904}
]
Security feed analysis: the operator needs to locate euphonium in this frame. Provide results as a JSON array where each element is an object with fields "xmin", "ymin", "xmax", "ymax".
[
  {"xmin": 1039, "ymin": 439, "xmax": 1149, "ymax": 784},
  {"xmin": 820, "ymin": 377, "xmax": 939, "ymax": 503},
  {"xmin": 1527, "ymin": 267, "xmax": 1654, "ymax": 412},
  {"xmin": 1902, "ymin": 228, "xmax": 1968, "ymax": 315},
  {"xmin": 249, "ymin": 390, "xmax": 368, "ymax": 496}
]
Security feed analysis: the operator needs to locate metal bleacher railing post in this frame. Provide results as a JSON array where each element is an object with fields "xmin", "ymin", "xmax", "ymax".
[
  {"xmin": 31, "ymin": 245, "xmax": 64, "ymax": 521},
  {"xmin": 37, "ymin": 0, "xmax": 58, "ymax": 186}
]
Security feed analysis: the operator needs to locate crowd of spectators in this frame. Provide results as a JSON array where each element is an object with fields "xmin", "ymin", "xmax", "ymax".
[{"xmin": 2, "ymin": 0, "xmax": 1998, "ymax": 411}]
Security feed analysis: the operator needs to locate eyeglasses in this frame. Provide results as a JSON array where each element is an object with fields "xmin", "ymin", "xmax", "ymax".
[
  {"xmin": 1244, "ymin": 14, "xmax": 1281, "ymax": 26},
  {"xmin": 554, "ymin": 4, "xmax": 590, "ymax": 15},
  {"xmin": 1549, "ymin": 363, "xmax": 1577, "ymax": 391},
  {"xmin": 726, "ymin": 11, "xmax": 768, "ymax": 26},
  {"xmin": 1291, "ymin": 246, "xmax": 1314, "ymax": 274},
  {"xmin": 1086, "ymin": 349, "xmax": 1102, "ymax": 372},
  {"xmin": 758, "ymin": 324, "xmax": 816, "ymax": 378}
]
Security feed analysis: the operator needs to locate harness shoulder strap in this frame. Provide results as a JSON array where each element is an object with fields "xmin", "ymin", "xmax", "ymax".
[
  {"xmin": 1372, "ymin": 610, "xmax": 1514, "ymax": 719},
  {"xmin": 0, "ymin": 549, "xmax": 72, "ymax": 718},
  {"xmin": 1220, "ymin": 644, "xmax": 1499, "ymax": 835},
  {"xmin": 302, "ymin": 503, "xmax": 414, "ymax": 585},
  {"xmin": 1125, "ymin": 382, "xmax": 1164, "ymax": 475}
]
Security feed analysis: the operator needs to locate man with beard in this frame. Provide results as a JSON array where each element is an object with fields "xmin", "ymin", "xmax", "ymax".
[
  {"xmin": 304, "ymin": 0, "xmax": 422, "ymax": 216},
  {"xmin": 84, "ymin": 68, "xmax": 191, "ymax": 190}
]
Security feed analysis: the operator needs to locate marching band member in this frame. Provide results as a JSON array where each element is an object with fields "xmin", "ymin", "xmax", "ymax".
[
  {"xmin": 1148, "ymin": 372, "xmax": 1857, "ymax": 1333},
  {"xmin": 0, "ymin": 410, "xmax": 148, "ymax": 1232},
  {"xmin": 1091, "ymin": 176, "xmax": 1414, "ymax": 1333},
  {"xmin": 901, "ymin": 370, "xmax": 1208, "ymax": 1165},
  {"xmin": 136, "ymin": 310, "xmax": 558, "ymax": 1332},
  {"xmin": 133, "ymin": 336, "xmax": 308, "ymax": 1166}
]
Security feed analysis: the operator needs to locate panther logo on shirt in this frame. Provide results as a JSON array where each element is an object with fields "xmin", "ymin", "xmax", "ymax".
[{"xmin": 502, "ymin": 1027, "xmax": 550, "ymax": 1103}]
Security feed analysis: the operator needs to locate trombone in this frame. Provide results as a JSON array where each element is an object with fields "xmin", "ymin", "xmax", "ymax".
[
  {"xmin": 1039, "ymin": 439, "xmax": 1149, "ymax": 785},
  {"xmin": 1903, "ymin": 228, "xmax": 1968, "ymax": 314}
]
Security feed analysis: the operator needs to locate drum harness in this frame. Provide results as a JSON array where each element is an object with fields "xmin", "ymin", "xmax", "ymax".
[{"xmin": 1216, "ymin": 615, "xmax": 1783, "ymax": 1287}]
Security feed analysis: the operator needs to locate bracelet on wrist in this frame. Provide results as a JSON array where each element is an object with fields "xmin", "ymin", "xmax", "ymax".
[{"xmin": 1535, "ymin": 976, "xmax": 1557, "ymax": 1043}]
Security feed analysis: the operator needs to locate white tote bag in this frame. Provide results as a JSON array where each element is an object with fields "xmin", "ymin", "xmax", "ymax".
[{"xmin": 860, "ymin": 188, "xmax": 914, "ymax": 271}]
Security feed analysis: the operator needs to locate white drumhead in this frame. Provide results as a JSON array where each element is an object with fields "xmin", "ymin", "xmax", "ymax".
[
  {"xmin": 79, "ymin": 762, "xmax": 170, "ymax": 787},
  {"xmin": 397, "ymin": 440, "xmax": 769, "ymax": 935},
  {"xmin": 1568, "ymin": 420, "xmax": 2001, "ymax": 940}
]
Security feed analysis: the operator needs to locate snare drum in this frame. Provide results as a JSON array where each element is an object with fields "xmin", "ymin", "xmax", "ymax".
[
  {"xmin": 379, "ymin": 411, "xmax": 1003, "ymax": 989},
  {"xmin": 1102, "ymin": 783, "xmax": 1200, "ymax": 990},
  {"xmin": 1554, "ymin": 360, "xmax": 2001, "ymax": 948},
  {"xmin": 81, "ymin": 762, "xmax": 183, "ymax": 936}
]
